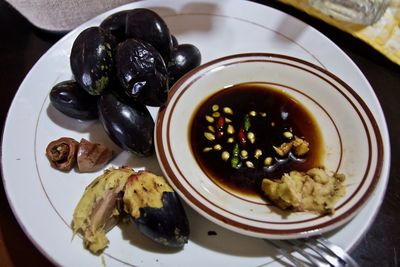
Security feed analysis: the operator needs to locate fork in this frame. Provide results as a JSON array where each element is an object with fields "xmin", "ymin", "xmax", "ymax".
[{"xmin": 265, "ymin": 236, "xmax": 360, "ymax": 267}]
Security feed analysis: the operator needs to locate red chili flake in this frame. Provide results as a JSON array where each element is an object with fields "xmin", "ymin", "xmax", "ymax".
[
  {"xmin": 216, "ymin": 116, "xmax": 225, "ymax": 131},
  {"xmin": 238, "ymin": 128, "xmax": 246, "ymax": 145}
]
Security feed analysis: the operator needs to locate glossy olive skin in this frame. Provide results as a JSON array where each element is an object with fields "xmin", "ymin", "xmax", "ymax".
[
  {"xmin": 49, "ymin": 80, "xmax": 98, "ymax": 120},
  {"xmin": 171, "ymin": 35, "xmax": 178, "ymax": 49},
  {"xmin": 100, "ymin": 10, "xmax": 130, "ymax": 42},
  {"xmin": 115, "ymin": 39, "xmax": 168, "ymax": 107},
  {"xmin": 97, "ymin": 93, "xmax": 154, "ymax": 156},
  {"xmin": 125, "ymin": 8, "xmax": 173, "ymax": 61},
  {"xmin": 70, "ymin": 27, "xmax": 116, "ymax": 95},
  {"xmin": 132, "ymin": 192, "xmax": 190, "ymax": 248},
  {"xmin": 167, "ymin": 44, "xmax": 201, "ymax": 87}
]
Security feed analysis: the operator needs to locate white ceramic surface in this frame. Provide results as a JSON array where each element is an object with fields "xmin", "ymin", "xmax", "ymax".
[
  {"xmin": 156, "ymin": 53, "xmax": 384, "ymax": 240},
  {"xmin": 1, "ymin": 0, "xmax": 390, "ymax": 266}
]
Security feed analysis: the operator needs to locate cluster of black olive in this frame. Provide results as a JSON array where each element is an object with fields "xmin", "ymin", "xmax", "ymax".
[{"xmin": 50, "ymin": 8, "xmax": 201, "ymax": 156}]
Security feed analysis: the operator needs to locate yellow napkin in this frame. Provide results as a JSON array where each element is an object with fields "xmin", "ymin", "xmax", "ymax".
[{"xmin": 278, "ymin": 0, "xmax": 400, "ymax": 65}]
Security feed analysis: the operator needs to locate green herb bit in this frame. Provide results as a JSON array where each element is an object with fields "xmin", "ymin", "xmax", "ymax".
[
  {"xmin": 243, "ymin": 114, "xmax": 251, "ymax": 131},
  {"xmin": 232, "ymin": 143, "xmax": 239, "ymax": 156},
  {"xmin": 231, "ymin": 156, "xmax": 240, "ymax": 169},
  {"xmin": 230, "ymin": 143, "xmax": 240, "ymax": 169}
]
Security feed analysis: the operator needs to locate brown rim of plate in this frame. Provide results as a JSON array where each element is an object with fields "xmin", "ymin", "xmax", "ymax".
[{"xmin": 155, "ymin": 53, "xmax": 384, "ymax": 236}]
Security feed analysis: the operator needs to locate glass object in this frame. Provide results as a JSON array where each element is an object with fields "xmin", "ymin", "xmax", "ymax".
[{"xmin": 309, "ymin": 0, "xmax": 391, "ymax": 25}]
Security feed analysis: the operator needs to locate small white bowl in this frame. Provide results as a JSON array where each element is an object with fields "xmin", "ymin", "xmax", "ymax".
[{"xmin": 155, "ymin": 53, "xmax": 384, "ymax": 239}]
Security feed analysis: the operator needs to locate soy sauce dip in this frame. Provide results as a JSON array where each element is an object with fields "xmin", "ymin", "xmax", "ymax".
[{"xmin": 189, "ymin": 82, "xmax": 324, "ymax": 196}]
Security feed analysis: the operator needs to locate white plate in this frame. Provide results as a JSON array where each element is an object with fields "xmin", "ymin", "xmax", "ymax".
[
  {"xmin": 156, "ymin": 53, "xmax": 384, "ymax": 239},
  {"xmin": 1, "ymin": 0, "xmax": 390, "ymax": 266}
]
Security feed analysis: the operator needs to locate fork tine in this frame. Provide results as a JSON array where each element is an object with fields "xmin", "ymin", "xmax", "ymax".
[
  {"xmin": 264, "ymin": 239, "xmax": 305, "ymax": 267},
  {"xmin": 286, "ymin": 240, "xmax": 330, "ymax": 267},
  {"xmin": 315, "ymin": 237, "xmax": 360, "ymax": 267},
  {"xmin": 265, "ymin": 237, "xmax": 359, "ymax": 267},
  {"xmin": 304, "ymin": 239, "xmax": 344, "ymax": 267}
]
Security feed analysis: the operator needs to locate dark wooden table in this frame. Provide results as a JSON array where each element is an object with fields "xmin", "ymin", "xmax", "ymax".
[{"xmin": 1, "ymin": 0, "xmax": 399, "ymax": 266}]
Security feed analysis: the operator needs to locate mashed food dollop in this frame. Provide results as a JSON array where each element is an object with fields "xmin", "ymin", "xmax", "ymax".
[{"xmin": 261, "ymin": 168, "xmax": 346, "ymax": 215}]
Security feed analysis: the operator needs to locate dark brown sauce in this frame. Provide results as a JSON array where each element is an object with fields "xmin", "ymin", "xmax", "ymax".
[{"xmin": 189, "ymin": 83, "xmax": 324, "ymax": 197}]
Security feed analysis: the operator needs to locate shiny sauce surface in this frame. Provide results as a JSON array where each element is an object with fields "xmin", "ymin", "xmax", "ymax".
[{"xmin": 189, "ymin": 83, "xmax": 324, "ymax": 196}]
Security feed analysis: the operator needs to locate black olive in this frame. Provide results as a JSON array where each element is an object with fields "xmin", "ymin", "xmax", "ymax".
[
  {"xmin": 97, "ymin": 93, "xmax": 154, "ymax": 156},
  {"xmin": 49, "ymin": 80, "xmax": 98, "ymax": 120},
  {"xmin": 115, "ymin": 39, "xmax": 168, "ymax": 107},
  {"xmin": 70, "ymin": 27, "xmax": 116, "ymax": 95},
  {"xmin": 167, "ymin": 44, "xmax": 201, "ymax": 87},
  {"xmin": 133, "ymin": 192, "xmax": 190, "ymax": 247},
  {"xmin": 125, "ymin": 8, "xmax": 173, "ymax": 61},
  {"xmin": 100, "ymin": 10, "xmax": 130, "ymax": 42},
  {"xmin": 123, "ymin": 171, "xmax": 190, "ymax": 248}
]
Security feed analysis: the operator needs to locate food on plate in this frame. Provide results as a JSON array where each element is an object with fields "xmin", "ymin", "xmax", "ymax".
[
  {"xmin": 123, "ymin": 171, "xmax": 190, "ymax": 248},
  {"xmin": 70, "ymin": 27, "xmax": 116, "ymax": 96},
  {"xmin": 168, "ymin": 44, "xmax": 202, "ymax": 87},
  {"xmin": 46, "ymin": 137, "xmax": 113, "ymax": 172},
  {"xmin": 45, "ymin": 137, "xmax": 79, "ymax": 171},
  {"xmin": 77, "ymin": 138, "xmax": 114, "ymax": 172},
  {"xmin": 115, "ymin": 38, "xmax": 168, "ymax": 107},
  {"xmin": 72, "ymin": 167, "xmax": 189, "ymax": 253},
  {"xmin": 261, "ymin": 168, "xmax": 346, "ymax": 215},
  {"xmin": 62, "ymin": 9, "xmax": 199, "ymax": 254},
  {"xmin": 190, "ymin": 82, "xmax": 323, "ymax": 196},
  {"xmin": 97, "ymin": 93, "xmax": 154, "ymax": 156},
  {"xmin": 72, "ymin": 167, "xmax": 135, "ymax": 253},
  {"xmin": 48, "ymin": 8, "xmax": 201, "ymax": 155},
  {"xmin": 49, "ymin": 80, "xmax": 99, "ymax": 120}
]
